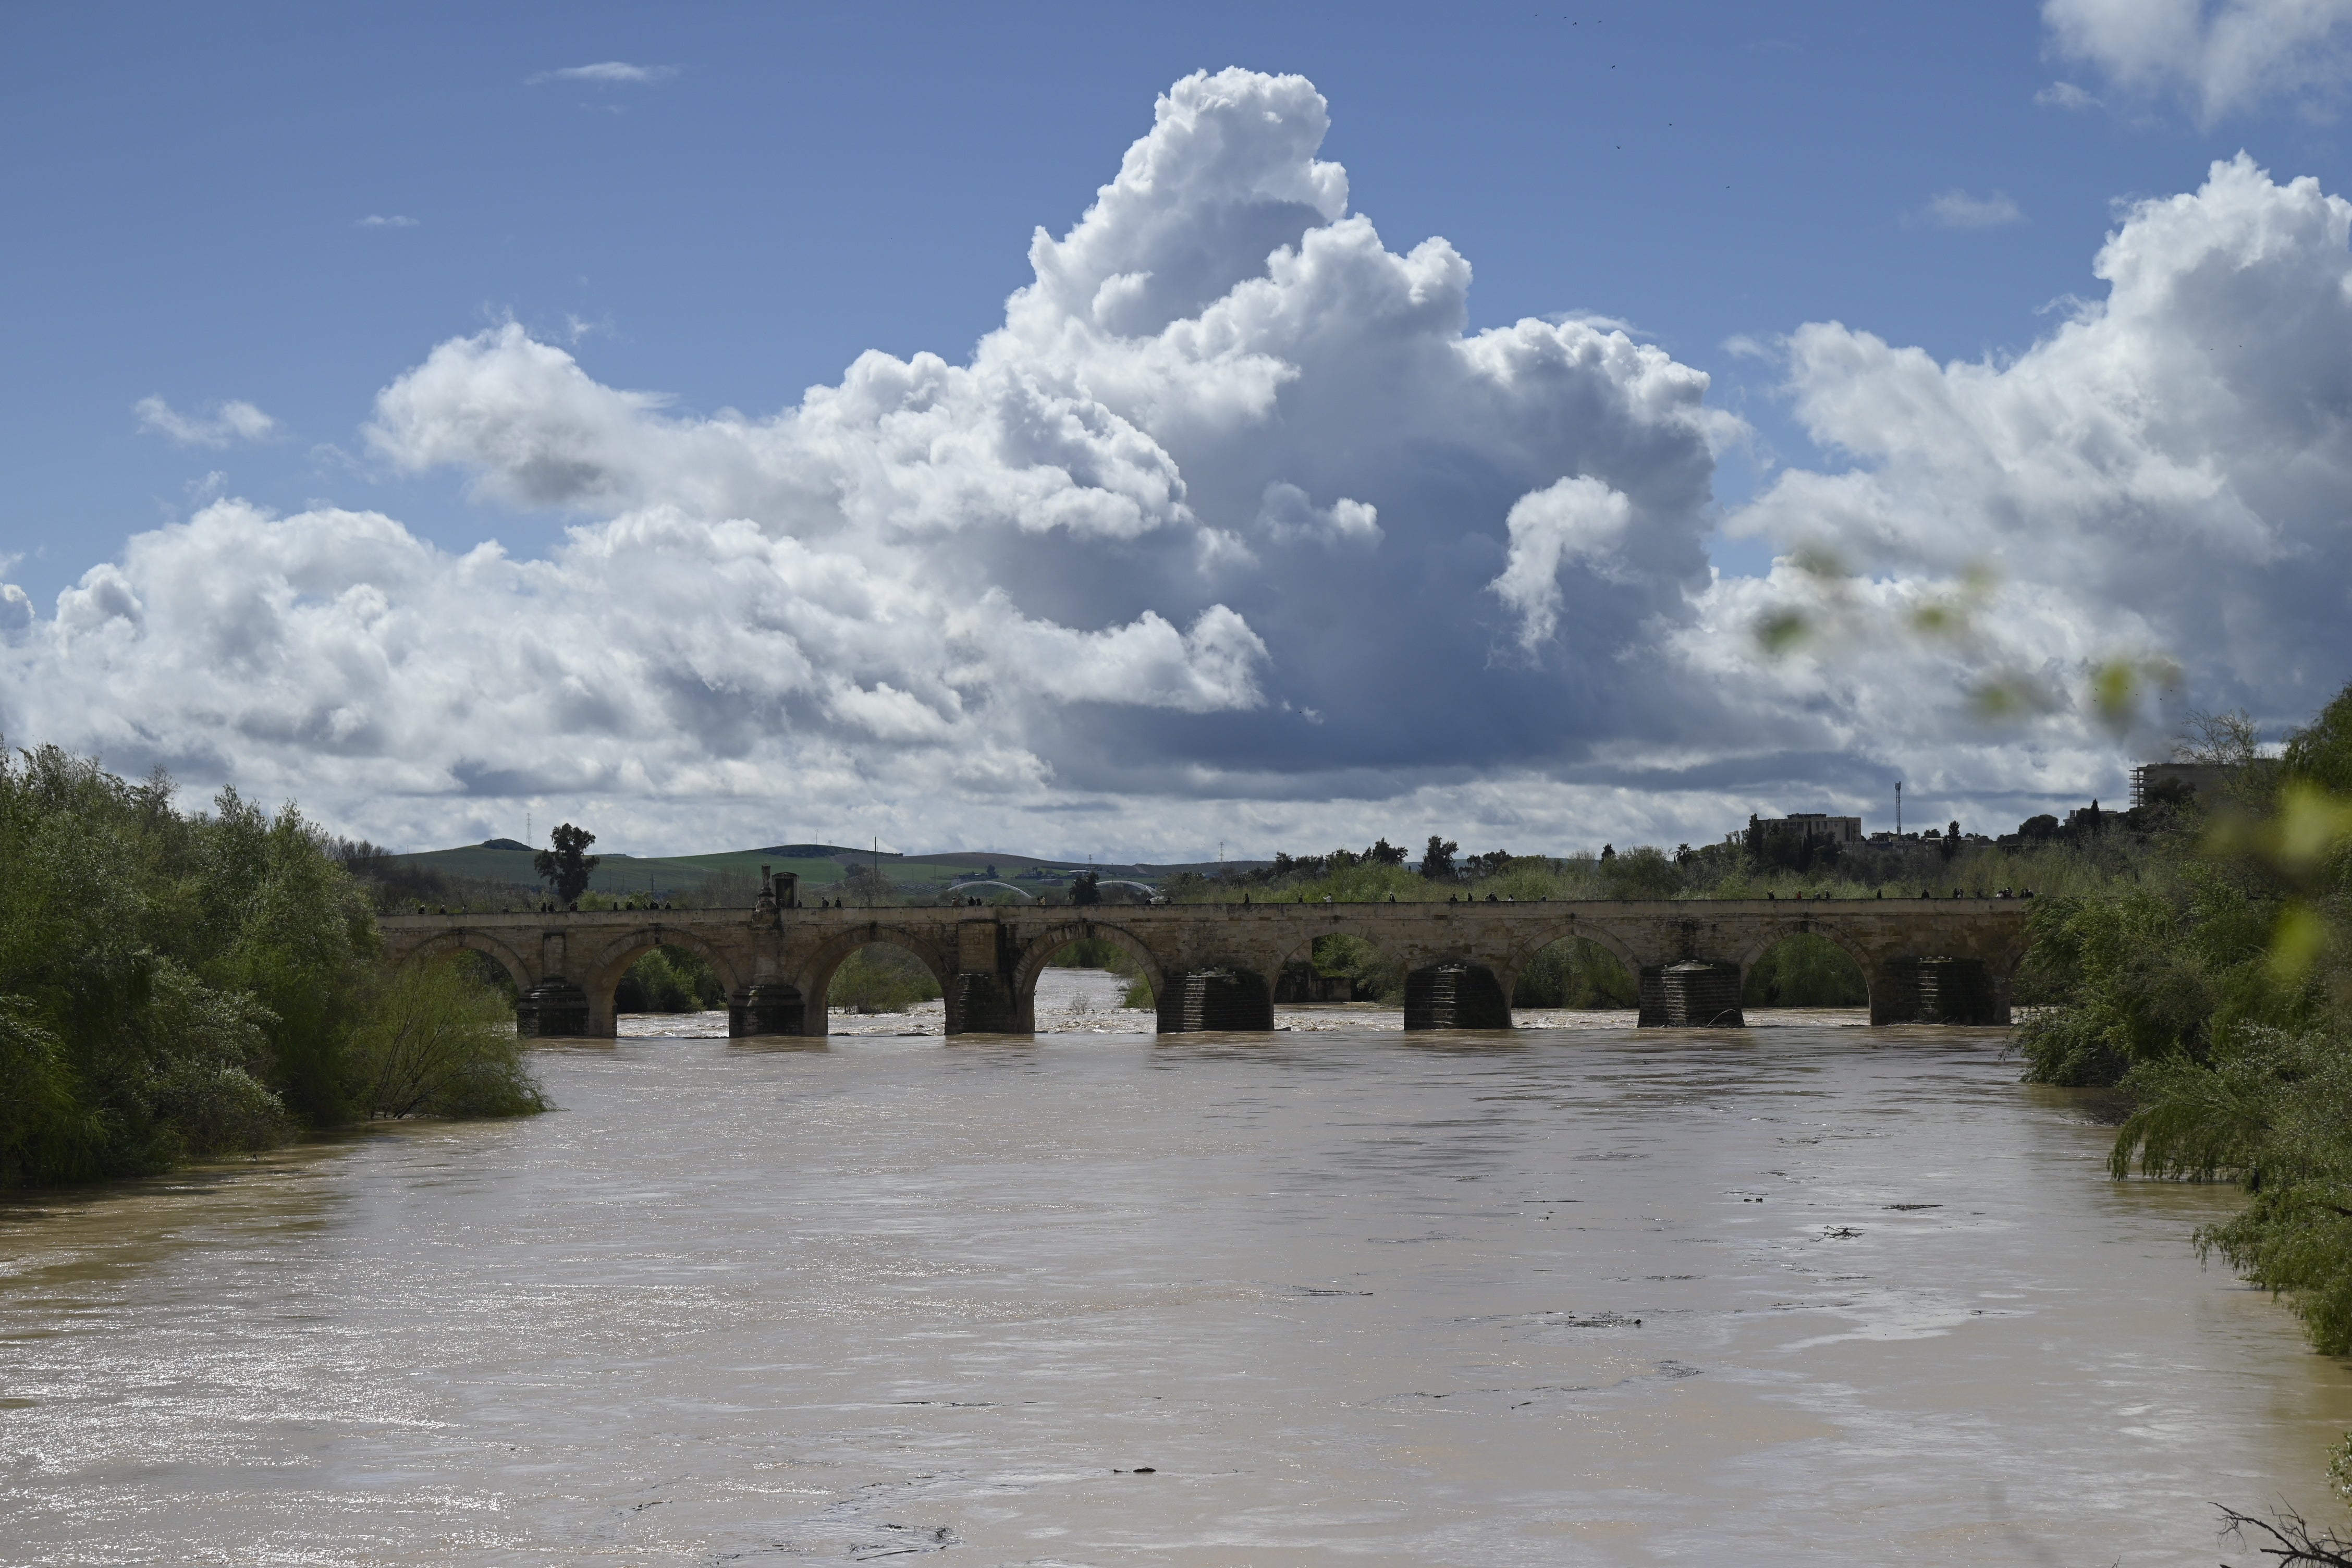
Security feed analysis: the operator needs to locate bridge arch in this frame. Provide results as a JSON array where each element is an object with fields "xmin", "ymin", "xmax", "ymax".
[
  {"xmin": 945, "ymin": 879, "xmax": 1036, "ymax": 902},
  {"xmin": 581, "ymin": 925, "xmax": 751, "ymax": 1013},
  {"xmin": 796, "ymin": 924, "xmax": 956, "ymax": 1034},
  {"xmin": 1257, "ymin": 926, "xmax": 1403, "ymax": 1006},
  {"xmin": 1735, "ymin": 923, "xmax": 1873, "ymax": 1014},
  {"xmin": 1533, "ymin": 918, "xmax": 1644, "ymax": 981},
  {"xmin": 394, "ymin": 929, "xmax": 534, "ymax": 998},
  {"xmin": 1010, "ymin": 919, "xmax": 1167, "ymax": 1014},
  {"xmin": 1732, "ymin": 916, "xmax": 1877, "ymax": 975},
  {"xmin": 1509, "ymin": 930, "xmax": 1643, "ymax": 1011}
]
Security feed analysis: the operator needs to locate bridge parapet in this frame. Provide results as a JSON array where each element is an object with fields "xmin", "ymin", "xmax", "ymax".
[{"xmin": 376, "ymin": 898, "xmax": 2033, "ymax": 1038}]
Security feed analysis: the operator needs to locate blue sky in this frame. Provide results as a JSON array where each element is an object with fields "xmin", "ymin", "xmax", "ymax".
[
  {"xmin": 4, "ymin": 3, "xmax": 2351, "ymax": 856},
  {"xmin": 5, "ymin": 1, "xmax": 2301, "ymax": 589}
]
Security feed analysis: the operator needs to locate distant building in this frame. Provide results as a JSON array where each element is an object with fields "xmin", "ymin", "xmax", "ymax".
[
  {"xmin": 2131, "ymin": 760, "xmax": 2277, "ymax": 808},
  {"xmin": 1747, "ymin": 812, "xmax": 1863, "ymax": 847}
]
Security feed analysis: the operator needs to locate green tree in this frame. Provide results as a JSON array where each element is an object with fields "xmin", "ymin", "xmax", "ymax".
[
  {"xmin": 0, "ymin": 743, "xmax": 544, "ymax": 1189},
  {"xmin": 614, "ymin": 945, "xmax": 725, "ymax": 1013},
  {"xmin": 1744, "ymin": 934, "xmax": 1869, "ymax": 1007},
  {"xmin": 533, "ymin": 823, "xmax": 599, "ymax": 903},
  {"xmin": 1421, "ymin": 836, "xmax": 1459, "ymax": 880},
  {"xmin": 2287, "ymin": 686, "xmax": 2352, "ymax": 795},
  {"xmin": 841, "ymin": 862, "xmax": 892, "ymax": 905},
  {"xmin": 2024, "ymin": 684, "xmax": 2352, "ymax": 1358},
  {"xmin": 1071, "ymin": 869, "xmax": 1101, "ymax": 906},
  {"xmin": 346, "ymin": 962, "xmax": 546, "ymax": 1120},
  {"xmin": 1598, "ymin": 845, "xmax": 1683, "ymax": 900}
]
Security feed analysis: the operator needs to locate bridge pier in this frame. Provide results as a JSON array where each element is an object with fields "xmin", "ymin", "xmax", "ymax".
[
  {"xmin": 946, "ymin": 972, "xmax": 1021, "ymax": 1033},
  {"xmin": 516, "ymin": 978, "xmax": 591, "ymax": 1037},
  {"xmin": 1402, "ymin": 963, "xmax": 1511, "ymax": 1030},
  {"xmin": 1156, "ymin": 967, "xmax": 1275, "ymax": 1033},
  {"xmin": 1868, "ymin": 957, "xmax": 2007, "ymax": 1025},
  {"xmin": 945, "ymin": 917, "xmax": 1024, "ymax": 1035},
  {"xmin": 1636, "ymin": 960, "xmax": 1745, "ymax": 1028},
  {"xmin": 375, "ymin": 899, "xmax": 2030, "ymax": 1044},
  {"xmin": 729, "ymin": 982, "xmax": 806, "ymax": 1037}
]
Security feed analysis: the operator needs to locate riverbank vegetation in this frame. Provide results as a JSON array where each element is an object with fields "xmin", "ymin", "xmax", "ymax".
[
  {"xmin": 2013, "ymin": 690, "xmax": 2352, "ymax": 1358},
  {"xmin": 0, "ymin": 744, "xmax": 545, "ymax": 1190}
]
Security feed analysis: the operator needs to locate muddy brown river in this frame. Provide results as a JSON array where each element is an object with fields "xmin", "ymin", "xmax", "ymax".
[{"xmin": 4, "ymin": 991, "xmax": 2348, "ymax": 1565}]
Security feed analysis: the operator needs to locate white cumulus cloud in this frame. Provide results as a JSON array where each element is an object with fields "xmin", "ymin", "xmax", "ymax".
[
  {"xmin": 2045, "ymin": 0, "xmax": 2352, "ymax": 118},
  {"xmin": 1490, "ymin": 476, "xmax": 1634, "ymax": 651},
  {"xmin": 24, "ymin": 72, "xmax": 2345, "ymax": 858},
  {"xmin": 529, "ymin": 62, "xmax": 679, "ymax": 87},
  {"xmin": 356, "ymin": 214, "xmax": 419, "ymax": 229},
  {"xmin": 134, "ymin": 396, "xmax": 277, "ymax": 448},
  {"xmin": 1714, "ymin": 152, "xmax": 2352, "ymax": 792},
  {"xmin": 1256, "ymin": 482, "xmax": 1380, "ymax": 545},
  {"xmin": 7, "ymin": 69, "xmax": 1733, "ymax": 854},
  {"xmin": 1915, "ymin": 189, "xmax": 2026, "ymax": 230}
]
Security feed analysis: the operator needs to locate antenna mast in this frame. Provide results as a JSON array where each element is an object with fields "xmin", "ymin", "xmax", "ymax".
[{"xmin": 1895, "ymin": 781, "xmax": 1903, "ymax": 837}]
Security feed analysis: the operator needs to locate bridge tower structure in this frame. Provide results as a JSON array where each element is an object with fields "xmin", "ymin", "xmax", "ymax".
[{"xmin": 378, "ymin": 896, "xmax": 2032, "ymax": 1040}]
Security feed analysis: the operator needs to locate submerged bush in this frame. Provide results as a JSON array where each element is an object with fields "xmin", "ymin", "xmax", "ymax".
[
  {"xmin": 828, "ymin": 944, "xmax": 942, "ymax": 1012},
  {"xmin": 1742, "ymin": 933, "xmax": 1869, "ymax": 1008},
  {"xmin": 0, "ymin": 742, "xmax": 546, "ymax": 1189},
  {"xmin": 2109, "ymin": 1024, "xmax": 2352, "ymax": 1351},
  {"xmin": 347, "ymin": 962, "xmax": 546, "ymax": 1120},
  {"xmin": 615, "ymin": 945, "xmax": 724, "ymax": 1013},
  {"xmin": 1512, "ymin": 938, "xmax": 1636, "ymax": 1008}
]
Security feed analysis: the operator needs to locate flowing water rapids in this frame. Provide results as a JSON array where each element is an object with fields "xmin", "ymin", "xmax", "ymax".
[{"xmin": 5, "ymin": 972, "xmax": 2349, "ymax": 1565}]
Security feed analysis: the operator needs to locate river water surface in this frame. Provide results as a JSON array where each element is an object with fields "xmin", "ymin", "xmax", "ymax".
[{"xmin": 5, "ymin": 979, "xmax": 2350, "ymax": 1566}]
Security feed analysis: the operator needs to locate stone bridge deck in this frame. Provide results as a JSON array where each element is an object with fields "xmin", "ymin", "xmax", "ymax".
[{"xmin": 379, "ymin": 897, "xmax": 2033, "ymax": 1038}]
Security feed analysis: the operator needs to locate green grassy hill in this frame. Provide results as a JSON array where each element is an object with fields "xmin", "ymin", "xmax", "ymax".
[{"xmin": 385, "ymin": 839, "xmax": 1258, "ymax": 900}]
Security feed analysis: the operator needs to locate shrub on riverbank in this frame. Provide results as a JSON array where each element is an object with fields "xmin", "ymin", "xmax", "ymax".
[
  {"xmin": 2019, "ymin": 703, "xmax": 2346, "ymax": 1089},
  {"xmin": 0, "ymin": 744, "xmax": 545, "ymax": 1189},
  {"xmin": 2022, "ymin": 688, "xmax": 2352, "ymax": 1354},
  {"xmin": 347, "ymin": 962, "xmax": 547, "ymax": 1120}
]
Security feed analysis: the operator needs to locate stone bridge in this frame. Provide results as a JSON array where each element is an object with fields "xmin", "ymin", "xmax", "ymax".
[{"xmin": 377, "ymin": 888, "xmax": 2032, "ymax": 1038}]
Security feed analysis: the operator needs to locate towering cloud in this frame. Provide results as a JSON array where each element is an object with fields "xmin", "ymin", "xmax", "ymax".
[
  {"xmin": 0, "ymin": 69, "xmax": 1728, "ymax": 851},
  {"xmin": 1707, "ymin": 153, "xmax": 2352, "ymax": 807},
  {"xmin": 3, "ymin": 74, "xmax": 2347, "ymax": 853}
]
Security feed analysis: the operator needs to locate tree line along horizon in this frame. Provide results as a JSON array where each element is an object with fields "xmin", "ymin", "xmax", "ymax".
[
  {"xmin": 385, "ymin": 798, "xmax": 2109, "ymax": 917},
  {"xmin": 388, "ymin": 788, "xmax": 2152, "ymax": 1019}
]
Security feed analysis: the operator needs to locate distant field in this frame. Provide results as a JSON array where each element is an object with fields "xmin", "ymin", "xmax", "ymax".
[{"xmin": 385, "ymin": 840, "xmax": 1261, "ymax": 900}]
